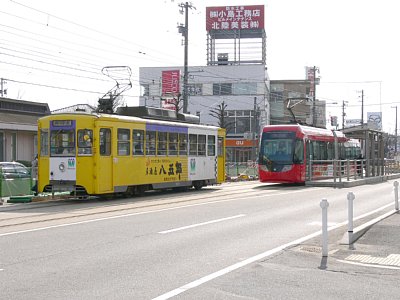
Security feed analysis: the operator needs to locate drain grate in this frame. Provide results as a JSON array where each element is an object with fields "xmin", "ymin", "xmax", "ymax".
[
  {"xmin": 299, "ymin": 246, "xmax": 322, "ymax": 253},
  {"xmin": 345, "ymin": 254, "xmax": 400, "ymax": 267}
]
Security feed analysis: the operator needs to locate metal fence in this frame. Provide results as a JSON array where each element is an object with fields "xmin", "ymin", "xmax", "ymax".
[
  {"xmin": 0, "ymin": 167, "xmax": 36, "ymax": 198},
  {"xmin": 225, "ymin": 162, "xmax": 258, "ymax": 181},
  {"xmin": 307, "ymin": 158, "xmax": 400, "ymax": 182}
]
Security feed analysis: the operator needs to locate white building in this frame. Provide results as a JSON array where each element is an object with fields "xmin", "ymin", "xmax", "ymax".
[{"xmin": 139, "ymin": 64, "xmax": 270, "ymax": 163}]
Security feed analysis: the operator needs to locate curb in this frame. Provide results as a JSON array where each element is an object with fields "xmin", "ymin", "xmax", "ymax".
[{"xmin": 340, "ymin": 209, "xmax": 399, "ymax": 244}]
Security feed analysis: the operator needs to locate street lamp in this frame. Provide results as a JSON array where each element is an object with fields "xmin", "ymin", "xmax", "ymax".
[{"xmin": 392, "ymin": 106, "xmax": 398, "ymax": 154}]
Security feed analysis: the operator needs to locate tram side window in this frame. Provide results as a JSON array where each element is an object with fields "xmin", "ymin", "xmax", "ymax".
[
  {"xmin": 293, "ymin": 139, "xmax": 304, "ymax": 164},
  {"xmin": 99, "ymin": 128, "xmax": 111, "ymax": 156},
  {"xmin": 198, "ymin": 135, "xmax": 206, "ymax": 156},
  {"xmin": 168, "ymin": 133, "xmax": 178, "ymax": 156},
  {"xmin": 327, "ymin": 142, "xmax": 334, "ymax": 160},
  {"xmin": 179, "ymin": 133, "xmax": 188, "ymax": 156},
  {"xmin": 158, "ymin": 132, "xmax": 167, "ymax": 155},
  {"xmin": 40, "ymin": 129, "xmax": 49, "ymax": 156},
  {"xmin": 208, "ymin": 135, "xmax": 215, "ymax": 156},
  {"xmin": 78, "ymin": 129, "xmax": 93, "ymax": 155},
  {"xmin": 189, "ymin": 134, "xmax": 198, "ymax": 156},
  {"xmin": 117, "ymin": 129, "xmax": 130, "ymax": 156},
  {"xmin": 133, "ymin": 129, "xmax": 144, "ymax": 155},
  {"xmin": 312, "ymin": 141, "xmax": 328, "ymax": 160},
  {"xmin": 217, "ymin": 137, "xmax": 224, "ymax": 157},
  {"xmin": 146, "ymin": 131, "xmax": 156, "ymax": 155}
]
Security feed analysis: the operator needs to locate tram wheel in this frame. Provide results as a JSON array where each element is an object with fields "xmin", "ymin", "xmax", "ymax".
[{"xmin": 193, "ymin": 181, "xmax": 204, "ymax": 190}]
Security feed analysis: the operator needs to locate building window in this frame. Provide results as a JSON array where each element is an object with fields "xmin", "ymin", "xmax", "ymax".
[
  {"xmin": 233, "ymin": 82, "xmax": 257, "ymax": 95},
  {"xmin": 213, "ymin": 83, "xmax": 232, "ymax": 95},
  {"xmin": 225, "ymin": 110, "xmax": 252, "ymax": 135}
]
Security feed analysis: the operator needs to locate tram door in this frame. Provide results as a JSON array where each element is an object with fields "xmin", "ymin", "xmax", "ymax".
[{"xmin": 97, "ymin": 128, "xmax": 113, "ymax": 193}]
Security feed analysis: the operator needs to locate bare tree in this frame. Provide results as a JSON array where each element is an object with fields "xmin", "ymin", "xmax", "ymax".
[{"xmin": 209, "ymin": 101, "xmax": 234, "ymax": 131}]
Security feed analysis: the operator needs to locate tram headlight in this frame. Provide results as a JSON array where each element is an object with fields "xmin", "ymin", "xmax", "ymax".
[
  {"xmin": 59, "ymin": 162, "xmax": 66, "ymax": 172},
  {"xmin": 281, "ymin": 165, "xmax": 292, "ymax": 172}
]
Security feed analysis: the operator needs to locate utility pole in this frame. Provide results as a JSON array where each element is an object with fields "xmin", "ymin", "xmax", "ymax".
[
  {"xmin": 253, "ymin": 97, "xmax": 257, "ymax": 162},
  {"xmin": 392, "ymin": 105, "xmax": 398, "ymax": 153},
  {"xmin": 361, "ymin": 89, "xmax": 364, "ymax": 126},
  {"xmin": 342, "ymin": 100, "xmax": 348, "ymax": 130},
  {"xmin": 394, "ymin": 105, "xmax": 397, "ymax": 155},
  {"xmin": 0, "ymin": 78, "xmax": 6, "ymax": 97},
  {"xmin": 178, "ymin": 2, "xmax": 196, "ymax": 114},
  {"xmin": 342, "ymin": 100, "xmax": 345, "ymax": 130},
  {"xmin": 311, "ymin": 66, "xmax": 319, "ymax": 127}
]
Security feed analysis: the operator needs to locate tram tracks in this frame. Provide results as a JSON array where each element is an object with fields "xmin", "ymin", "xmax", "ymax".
[{"xmin": 0, "ymin": 182, "xmax": 294, "ymax": 230}]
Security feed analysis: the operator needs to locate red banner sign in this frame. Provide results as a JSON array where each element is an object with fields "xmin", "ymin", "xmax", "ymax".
[
  {"xmin": 206, "ymin": 5, "xmax": 264, "ymax": 31},
  {"xmin": 162, "ymin": 70, "xmax": 180, "ymax": 96}
]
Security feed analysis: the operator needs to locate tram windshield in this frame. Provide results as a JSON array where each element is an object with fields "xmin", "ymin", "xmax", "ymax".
[
  {"xmin": 50, "ymin": 129, "xmax": 75, "ymax": 156},
  {"xmin": 259, "ymin": 131, "xmax": 296, "ymax": 164}
]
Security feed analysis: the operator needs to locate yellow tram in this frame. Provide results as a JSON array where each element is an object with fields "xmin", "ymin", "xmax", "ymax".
[{"xmin": 37, "ymin": 112, "xmax": 225, "ymax": 197}]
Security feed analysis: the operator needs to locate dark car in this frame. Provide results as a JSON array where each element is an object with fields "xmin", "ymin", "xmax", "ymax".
[{"xmin": 0, "ymin": 162, "xmax": 31, "ymax": 179}]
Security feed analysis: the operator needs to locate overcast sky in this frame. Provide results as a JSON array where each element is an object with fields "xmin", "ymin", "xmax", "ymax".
[{"xmin": 1, "ymin": 0, "xmax": 398, "ymax": 132}]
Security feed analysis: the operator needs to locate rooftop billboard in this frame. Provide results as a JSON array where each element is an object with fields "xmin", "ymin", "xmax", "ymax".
[{"xmin": 206, "ymin": 5, "xmax": 264, "ymax": 31}]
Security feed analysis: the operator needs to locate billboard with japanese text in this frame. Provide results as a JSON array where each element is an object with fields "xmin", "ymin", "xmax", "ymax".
[
  {"xmin": 162, "ymin": 70, "xmax": 180, "ymax": 97},
  {"xmin": 206, "ymin": 5, "xmax": 264, "ymax": 31}
]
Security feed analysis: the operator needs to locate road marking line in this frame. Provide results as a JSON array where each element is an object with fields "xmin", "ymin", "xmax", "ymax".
[
  {"xmin": 307, "ymin": 221, "xmax": 339, "ymax": 226},
  {"xmin": 152, "ymin": 229, "xmax": 325, "ymax": 300},
  {"xmin": 336, "ymin": 259, "xmax": 400, "ymax": 270},
  {"xmin": 158, "ymin": 214, "xmax": 245, "ymax": 234},
  {"xmin": 0, "ymin": 189, "xmax": 319, "ymax": 237}
]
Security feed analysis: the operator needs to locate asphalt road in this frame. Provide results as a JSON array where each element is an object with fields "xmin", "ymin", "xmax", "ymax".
[{"xmin": 0, "ymin": 180, "xmax": 398, "ymax": 299}]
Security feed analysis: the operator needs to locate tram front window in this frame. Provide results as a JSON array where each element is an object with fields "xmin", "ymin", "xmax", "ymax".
[
  {"xmin": 259, "ymin": 132, "xmax": 296, "ymax": 164},
  {"xmin": 50, "ymin": 129, "xmax": 75, "ymax": 156}
]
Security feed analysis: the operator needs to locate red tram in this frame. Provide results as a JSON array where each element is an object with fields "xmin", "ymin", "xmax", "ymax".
[{"xmin": 258, "ymin": 124, "xmax": 361, "ymax": 183}]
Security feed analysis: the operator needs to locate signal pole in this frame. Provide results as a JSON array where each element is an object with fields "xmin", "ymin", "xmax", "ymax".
[{"xmin": 178, "ymin": 2, "xmax": 196, "ymax": 114}]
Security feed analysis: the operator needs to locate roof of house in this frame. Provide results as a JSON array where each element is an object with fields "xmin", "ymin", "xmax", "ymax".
[{"xmin": 0, "ymin": 97, "xmax": 50, "ymax": 131}]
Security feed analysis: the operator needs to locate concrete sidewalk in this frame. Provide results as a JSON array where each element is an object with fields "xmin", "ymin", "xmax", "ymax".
[{"xmin": 195, "ymin": 212, "xmax": 400, "ymax": 299}]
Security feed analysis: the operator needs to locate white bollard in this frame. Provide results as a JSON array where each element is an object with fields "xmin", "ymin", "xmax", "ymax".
[
  {"xmin": 394, "ymin": 181, "xmax": 399, "ymax": 211},
  {"xmin": 347, "ymin": 192, "xmax": 355, "ymax": 234},
  {"xmin": 320, "ymin": 198, "xmax": 329, "ymax": 257}
]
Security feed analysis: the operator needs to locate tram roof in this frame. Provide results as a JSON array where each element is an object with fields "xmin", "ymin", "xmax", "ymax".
[
  {"xmin": 262, "ymin": 124, "xmax": 347, "ymax": 139},
  {"xmin": 41, "ymin": 112, "xmax": 221, "ymax": 130}
]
